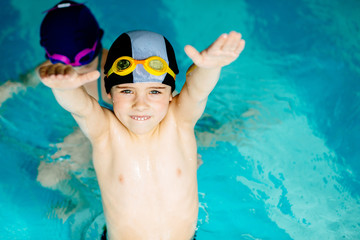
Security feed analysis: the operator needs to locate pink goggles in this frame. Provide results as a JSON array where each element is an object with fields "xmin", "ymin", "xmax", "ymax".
[{"xmin": 46, "ymin": 40, "xmax": 98, "ymax": 67}]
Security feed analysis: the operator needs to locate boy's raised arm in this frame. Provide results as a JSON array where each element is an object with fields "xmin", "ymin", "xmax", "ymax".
[
  {"xmin": 174, "ymin": 31, "xmax": 245, "ymax": 126},
  {"xmin": 39, "ymin": 64, "xmax": 108, "ymax": 140}
]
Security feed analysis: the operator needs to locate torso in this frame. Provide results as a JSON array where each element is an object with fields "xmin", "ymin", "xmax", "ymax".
[{"xmin": 92, "ymin": 108, "xmax": 199, "ymax": 240}]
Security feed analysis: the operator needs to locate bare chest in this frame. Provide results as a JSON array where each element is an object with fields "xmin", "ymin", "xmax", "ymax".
[
  {"xmin": 94, "ymin": 131, "xmax": 198, "ymax": 204},
  {"xmin": 92, "ymin": 125, "xmax": 199, "ymax": 238}
]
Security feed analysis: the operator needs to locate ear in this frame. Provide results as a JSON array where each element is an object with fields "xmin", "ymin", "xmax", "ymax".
[
  {"xmin": 107, "ymin": 93, "xmax": 112, "ymax": 100},
  {"xmin": 169, "ymin": 94, "xmax": 173, "ymax": 102}
]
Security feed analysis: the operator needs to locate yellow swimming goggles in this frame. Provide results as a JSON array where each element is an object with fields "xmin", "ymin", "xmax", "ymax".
[{"xmin": 107, "ymin": 56, "xmax": 176, "ymax": 80}]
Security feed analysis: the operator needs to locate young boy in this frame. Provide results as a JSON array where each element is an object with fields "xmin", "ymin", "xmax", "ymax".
[{"xmin": 39, "ymin": 30, "xmax": 245, "ymax": 240}]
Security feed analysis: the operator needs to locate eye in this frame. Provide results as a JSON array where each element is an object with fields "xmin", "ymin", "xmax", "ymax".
[
  {"xmin": 121, "ymin": 89, "xmax": 133, "ymax": 94},
  {"xmin": 150, "ymin": 90, "xmax": 161, "ymax": 94}
]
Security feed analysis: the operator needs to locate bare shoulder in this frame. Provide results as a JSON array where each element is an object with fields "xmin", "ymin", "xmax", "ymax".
[{"xmin": 79, "ymin": 106, "xmax": 117, "ymax": 144}]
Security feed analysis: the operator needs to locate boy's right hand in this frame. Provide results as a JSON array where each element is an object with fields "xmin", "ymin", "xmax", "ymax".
[
  {"xmin": 39, "ymin": 64, "xmax": 100, "ymax": 90},
  {"xmin": 184, "ymin": 31, "xmax": 245, "ymax": 70}
]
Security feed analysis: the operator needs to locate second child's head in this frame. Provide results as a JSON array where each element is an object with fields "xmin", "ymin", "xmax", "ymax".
[{"xmin": 40, "ymin": 1, "xmax": 103, "ymax": 70}]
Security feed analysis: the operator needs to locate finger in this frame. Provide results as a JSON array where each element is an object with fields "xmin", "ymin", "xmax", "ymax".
[
  {"xmin": 54, "ymin": 64, "xmax": 66, "ymax": 77},
  {"xmin": 222, "ymin": 31, "xmax": 241, "ymax": 52},
  {"xmin": 77, "ymin": 70, "xmax": 100, "ymax": 84},
  {"xmin": 64, "ymin": 65, "xmax": 74, "ymax": 76},
  {"xmin": 234, "ymin": 39, "xmax": 245, "ymax": 55},
  {"xmin": 184, "ymin": 45, "xmax": 202, "ymax": 64},
  {"xmin": 209, "ymin": 33, "xmax": 228, "ymax": 51},
  {"xmin": 38, "ymin": 66, "xmax": 48, "ymax": 79},
  {"xmin": 45, "ymin": 65, "xmax": 56, "ymax": 76},
  {"xmin": 230, "ymin": 32, "xmax": 242, "ymax": 51},
  {"xmin": 46, "ymin": 64, "xmax": 64, "ymax": 77}
]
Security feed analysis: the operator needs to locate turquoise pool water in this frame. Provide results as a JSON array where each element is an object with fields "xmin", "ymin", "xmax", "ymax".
[{"xmin": 1, "ymin": 0, "xmax": 360, "ymax": 239}]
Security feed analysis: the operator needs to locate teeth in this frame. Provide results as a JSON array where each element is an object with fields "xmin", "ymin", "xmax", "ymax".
[{"xmin": 132, "ymin": 116, "xmax": 150, "ymax": 121}]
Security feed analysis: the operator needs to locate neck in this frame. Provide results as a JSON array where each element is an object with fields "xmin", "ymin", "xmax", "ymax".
[{"xmin": 128, "ymin": 125, "xmax": 161, "ymax": 142}]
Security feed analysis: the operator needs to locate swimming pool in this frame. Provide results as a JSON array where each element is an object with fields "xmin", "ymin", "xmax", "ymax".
[{"xmin": 1, "ymin": 0, "xmax": 359, "ymax": 239}]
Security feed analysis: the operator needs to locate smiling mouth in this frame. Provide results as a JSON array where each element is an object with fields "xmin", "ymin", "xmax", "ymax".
[{"xmin": 131, "ymin": 116, "xmax": 151, "ymax": 121}]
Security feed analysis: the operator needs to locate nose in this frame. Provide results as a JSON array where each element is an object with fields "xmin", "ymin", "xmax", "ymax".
[{"xmin": 132, "ymin": 94, "xmax": 148, "ymax": 111}]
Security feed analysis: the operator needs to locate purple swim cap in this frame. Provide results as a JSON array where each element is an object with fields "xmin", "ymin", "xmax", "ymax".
[{"xmin": 40, "ymin": 1, "xmax": 103, "ymax": 66}]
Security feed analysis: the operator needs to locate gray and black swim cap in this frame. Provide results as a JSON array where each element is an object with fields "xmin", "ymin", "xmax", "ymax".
[{"xmin": 104, "ymin": 31, "xmax": 179, "ymax": 93}]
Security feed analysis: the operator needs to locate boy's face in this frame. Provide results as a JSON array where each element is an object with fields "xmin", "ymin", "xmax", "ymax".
[{"xmin": 109, "ymin": 82, "xmax": 173, "ymax": 135}]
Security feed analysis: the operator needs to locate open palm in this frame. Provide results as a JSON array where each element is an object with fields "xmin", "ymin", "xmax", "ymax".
[
  {"xmin": 39, "ymin": 63, "xmax": 100, "ymax": 90},
  {"xmin": 184, "ymin": 31, "xmax": 245, "ymax": 69}
]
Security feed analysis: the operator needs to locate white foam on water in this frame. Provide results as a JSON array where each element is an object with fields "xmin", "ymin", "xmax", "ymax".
[
  {"xmin": 0, "ymin": 69, "xmax": 41, "ymax": 107},
  {"xmin": 196, "ymin": 88, "xmax": 360, "ymax": 239},
  {"xmin": 36, "ymin": 128, "xmax": 103, "ymax": 239},
  {"xmin": 0, "ymin": 81, "xmax": 26, "ymax": 107},
  {"xmin": 237, "ymin": 115, "xmax": 360, "ymax": 239}
]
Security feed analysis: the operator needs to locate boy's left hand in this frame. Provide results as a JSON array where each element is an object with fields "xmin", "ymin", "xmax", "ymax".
[{"xmin": 184, "ymin": 31, "xmax": 245, "ymax": 69}]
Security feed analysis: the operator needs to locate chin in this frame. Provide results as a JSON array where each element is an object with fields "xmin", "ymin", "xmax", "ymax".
[{"xmin": 129, "ymin": 127, "xmax": 156, "ymax": 136}]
